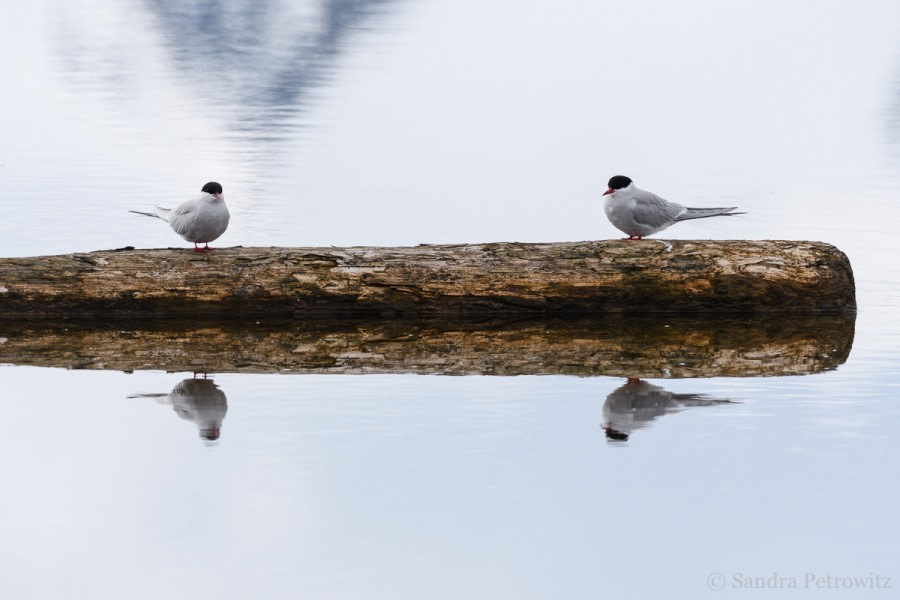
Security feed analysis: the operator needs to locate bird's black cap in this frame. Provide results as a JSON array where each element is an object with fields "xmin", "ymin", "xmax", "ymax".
[
  {"xmin": 200, "ymin": 428, "xmax": 221, "ymax": 441},
  {"xmin": 201, "ymin": 182, "xmax": 223, "ymax": 195},
  {"xmin": 604, "ymin": 427, "xmax": 630, "ymax": 441},
  {"xmin": 607, "ymin": 175, "xmax": 632, "ymax": 190}
]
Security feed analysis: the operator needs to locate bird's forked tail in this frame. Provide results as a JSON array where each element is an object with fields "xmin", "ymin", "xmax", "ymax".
[
  {"xmin": 128, "ymin": 206, "xmax": 172, "ymax": 221},
  {"xmin": 676, "ymin": 207, "xmax": 745, "ymax": 221}
]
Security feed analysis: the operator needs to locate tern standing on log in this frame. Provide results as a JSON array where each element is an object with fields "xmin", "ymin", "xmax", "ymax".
[
  {"xmin": 602, "ymin": 175, "xmax": 744, "ymax": 240},
  {"xmin": 130, "ymin": 181, "xmax": 230, "ymax": 251}
]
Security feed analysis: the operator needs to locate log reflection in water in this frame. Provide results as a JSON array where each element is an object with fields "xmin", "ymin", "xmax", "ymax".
[{"xmin": 0, "ymin": 314, "xmax": 854, "ymax": 378}]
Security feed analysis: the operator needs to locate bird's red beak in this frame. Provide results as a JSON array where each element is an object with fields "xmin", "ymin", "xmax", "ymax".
[
  {"xmin": 213, "ymin": 193, "xmax": 222, "ymax": 200},
  {"xmin": 603, "ymin": 188, "xmax": 614, "ymax": 196}
]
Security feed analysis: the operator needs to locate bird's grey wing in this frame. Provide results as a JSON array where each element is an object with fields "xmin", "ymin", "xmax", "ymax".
[
  {"xmin": 166, "ymin": 202, "xmax": 200, "ymax": 237},
  {"xmin": 631, "ymin": 192, "xmax": 685, "ymax": 229}
]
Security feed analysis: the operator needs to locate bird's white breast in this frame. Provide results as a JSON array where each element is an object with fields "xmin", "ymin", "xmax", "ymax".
[{"xmin": 169, "ymin": 194, "xmax": 230, "ymax": 243}]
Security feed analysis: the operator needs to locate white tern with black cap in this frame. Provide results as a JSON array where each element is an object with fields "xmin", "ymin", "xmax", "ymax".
[
  {"xmin": 602, "ymin": 175, "xmax": 744, "ymax": 240},
  {"xmin": 130, "ymin": 181, "xmax": 230, "ymax": 251}
]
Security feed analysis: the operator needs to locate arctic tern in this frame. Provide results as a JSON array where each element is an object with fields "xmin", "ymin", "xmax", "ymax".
[
  {"xmin": 603, "ymin": 175, "xmax": 744, "ymax": 240},
  {"xmin": 130, "ymin": 181, "xmax": 230, "ymax": 251}
]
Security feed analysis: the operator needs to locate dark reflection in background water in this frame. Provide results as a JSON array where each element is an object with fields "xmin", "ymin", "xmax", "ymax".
[
  {"xmin": 53, "ymin": 0, "xmax": 398, "ymax": 144},
  {"xmin": 143, "ymin": 0, "xmax": 396, "ymax": 139}
]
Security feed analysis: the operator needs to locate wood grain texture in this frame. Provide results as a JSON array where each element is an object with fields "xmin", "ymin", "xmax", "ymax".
[
  {"xmin": 0, "ymin": 315, "xmax": 855, "ymax": 377},
  {"xmin": 0, "ymin": 240, "xmax": 855, "ymax": 318}
]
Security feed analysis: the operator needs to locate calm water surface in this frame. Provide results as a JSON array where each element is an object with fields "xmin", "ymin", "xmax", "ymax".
[{"xmin": 1, "ymin": 1, "xmax": 900, "ymax": 598}]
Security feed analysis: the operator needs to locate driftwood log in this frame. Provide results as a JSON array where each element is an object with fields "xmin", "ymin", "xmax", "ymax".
[
  {"xmin": 0, "ymin": 315, "xmax": 854, "ymax": 377},
  {"xmin": 0, "ymin": 241, "xmax": 855, "ymax": 318}
]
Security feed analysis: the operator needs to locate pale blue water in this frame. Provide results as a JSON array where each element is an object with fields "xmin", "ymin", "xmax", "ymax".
[{"xmin": 1, "ymin": 1, "xmax": 899, "ymax": 598}]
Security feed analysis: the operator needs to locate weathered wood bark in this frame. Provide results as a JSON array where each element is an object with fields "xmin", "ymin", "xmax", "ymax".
[
  {"xmin": 0, "ymin": 241, "xmax": 855, "ymax": 318},
  {"xmin": 0, "ymin": 315, "xmax": 855, "ymax": 377}
]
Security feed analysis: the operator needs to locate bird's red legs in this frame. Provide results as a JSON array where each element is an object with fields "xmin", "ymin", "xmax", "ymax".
[
  {"xmin": 193, "ymin": 243, "xmax": 213, "ymax": 252},
  {"xmin": 625, "ymin": 235, "xmax": 643, "ymax": 240}
]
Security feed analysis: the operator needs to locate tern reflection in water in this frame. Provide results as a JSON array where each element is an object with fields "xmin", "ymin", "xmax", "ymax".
[
  {"xmin": 603, "ymin": 378, "xmax": 735, "ymax": 442},
  {"xmin": 130, "ymin": 377, "xmax": 228, "ymax": 442}
]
